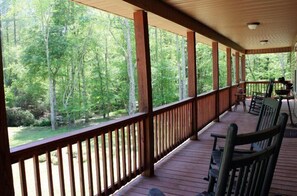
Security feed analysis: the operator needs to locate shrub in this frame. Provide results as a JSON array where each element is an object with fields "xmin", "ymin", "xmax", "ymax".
[
  {"xmin": 34, "ymin": 117, "xmax": 51, "ymax": 127},
  {"xmin": 6, "ymin": 107, "xmax": 35, "ymax": 126}
]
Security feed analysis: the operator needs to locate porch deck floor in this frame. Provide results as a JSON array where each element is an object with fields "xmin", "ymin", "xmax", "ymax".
[{"xmin": 116, "ymin": 100, "xmax": 297, "ymax": 196}]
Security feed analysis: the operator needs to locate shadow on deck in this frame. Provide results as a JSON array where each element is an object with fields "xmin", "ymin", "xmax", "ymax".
[{"xmin": 116, "ymin": 100, "xmax": 297, "ymax": 196}]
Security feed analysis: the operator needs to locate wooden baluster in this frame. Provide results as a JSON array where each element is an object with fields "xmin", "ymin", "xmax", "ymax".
[
  {"xmin": 160, "ymin": 113, "xmax": 163, "ymax": 154},
  {"xmin": 180, "ymin": 106, "xmax": 182, "ymax": 142},
  {"xmin": 77, "ymin": 141, "xmax": 85, "ymax": 196},
  {"xmin": 137, "ymin": 121, "xmax": 142, "ymax": 170},
  {"xmin": 57, "ymin": 147, "xmax": 65, "ymax": 196},
  {"xmin": 121, "ymin": 127, "xmax": 127, "ymax": 183},
  {"xmin": 132, "ymin": 124, "xmax": 137, "ymax": 175},
  {"xmin": 67, "ymin": 145, "xmax": 76, "ymax": 196},
  {"xmin": 19, "ymin": 160, "xmax": 28, "ymax": 196},
  {"xmin": 127, "ymin": 125, "xmax": 132, "ymax": 179},
  {"xmin": 179, "ymin": 106, "xmax": 181, "ymax": 143},
  {"xmin": 101, "ymin": 134, "xmax": 108, "ymax": 195},
  {"xmin": 94, "ymin": 136, "xmax": 102, "ymax": 195},
  {"xmin": 108, "ymin": 131, "xmax": 115, "ymax": 191},
  {"xmin": 162, "ymin": 112, "xmax": 168, "ymax": 155},
  {"xmin": 187, "ymin": 103, "xmax": 190, "ymax": 136},
  {"xmin": 33, "ymin": 155, "xmax": 41, "ymax": 196},
  {"xmin": 182, "ymin": 105, "xmax": 185, "ymax": 140},
  {"xmin": 154, "ymin": 116, "xmax": 157, "ymax": 158},
  {"xmin": 174, "ymin": 108, "xmax": 177, "ymax": 146},
  {"xmin": 169, "ymin": 110, "xmax": 172, "ymax": 150},
  {"xmin": 180, "ymin": 106, "xmax": 183, "ymax": 140},
  {"xmin": 86, "ymin": 138, "xmax": 94, "ymax": 195},
  {"xmin": 115, "ymin": 129, "xmax": 121, "ymax": 187},
  {"xmin": 164, "ymin": 112, "xmax": 167, "ymax": 154},
  {"xmin": 156, "ymin": 114, "xmax": 163, "ymax": 160},
  {"xmin": 168, "ymin": 111, "xmax": 171, "ymax": 151},
  {"xmin": 189, "ymin": 103, "xmax": 191, "ymax": 135},
  {"xmin": 46, "ymin": 152, "xmax": 54, "ymax": 196}
]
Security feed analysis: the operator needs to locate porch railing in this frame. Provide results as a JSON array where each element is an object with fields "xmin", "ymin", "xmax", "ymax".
[
  {"xmin": 10, "ymin": 113, "xmax": 146, "ymax": 196},
  {"xmin": 10, "ymin": 84, "xmax": 241, "ymax": 195},
  {"xmin": 153, "ymin": 98, "xmax": 193, "ymax": 162},
  {"xmin": 245, "ymin": 81, "xmax": 288, "ymax": 97}
]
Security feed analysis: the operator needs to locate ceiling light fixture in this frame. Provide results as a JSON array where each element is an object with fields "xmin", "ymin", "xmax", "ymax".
[
  {"xmin": 247, "ymin": 22, "xmax": 260, "ymax": 30},
  {"xmin": 260, "ymin": 40, "xmax": 268, "ymax": 45}
]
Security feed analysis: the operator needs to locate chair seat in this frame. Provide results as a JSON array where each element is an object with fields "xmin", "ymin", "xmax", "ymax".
[
  {"xmin": 211, "ymin": 149, "xmax": 255, "ymax": 178},
  {"xmin": 211, "ymin": 150, "xmax": 222, "ymax": 167}
]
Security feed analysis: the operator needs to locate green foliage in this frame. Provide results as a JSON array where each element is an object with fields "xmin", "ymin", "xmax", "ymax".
[
  {"xmin": 34, "ymin": 117, "xmax": 51, "ymax": 127},
  {"xmin": 196, "ymin": 43, "xmax": 213, "ymax": 94},
  {"xmin": 1, "ymin": 0, "xmax": 292, "ymax": 138},
  {"xmin": 6, "ymin": 107, "xmax": 35, "ymax": 126},
  {"xmin": 246, "ymin": 53, "xmax": 291, "ymax": 81},
  {"xmin": 149, "ymin": 28, "xmax": 181, "ymax": 107}
]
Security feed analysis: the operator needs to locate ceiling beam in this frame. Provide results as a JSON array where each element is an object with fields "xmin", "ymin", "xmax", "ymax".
[
  {"xmin": 245, "ymin": 47, "xmax": 292, "ymax": 54},
  {"xmin": 123, "ymin": 0, "xmax": 245, "ymax": 53}
]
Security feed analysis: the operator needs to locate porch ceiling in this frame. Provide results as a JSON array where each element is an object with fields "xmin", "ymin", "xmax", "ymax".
[{"xmin": 72, "ymin": 0, "xmax": 297, "ymax": 52}]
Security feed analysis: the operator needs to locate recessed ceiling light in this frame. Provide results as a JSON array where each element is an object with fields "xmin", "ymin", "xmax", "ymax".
[
  {"xmin": 247, "ymin": 22, "xmax": 260, "ymax": 30},
  {"xmin": 260, "ymin": 40, "xmax": 268, "ymax": 45}
]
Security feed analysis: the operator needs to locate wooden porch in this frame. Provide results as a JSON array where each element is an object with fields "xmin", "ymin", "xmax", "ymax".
[
  {"xmin": 1, "ymin": 0, "xmax": 297, "ymax": 195},
  {"xmin": 116, "ymin": 100, "xmax": 297, "ymax": 196}
]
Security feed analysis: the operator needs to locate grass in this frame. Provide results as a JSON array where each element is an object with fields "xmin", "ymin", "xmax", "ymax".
[
  {"xmin": 9, "ymin": 110, "xmax": 129, "ymax": 147},
  {"xmin": 9, "ymin": 126, "xmax": 80, "ymax": 147}
]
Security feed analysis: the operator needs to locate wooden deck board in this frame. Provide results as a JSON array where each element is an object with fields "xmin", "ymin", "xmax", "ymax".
[{"xmin": 116, "ymin": 100, "xmax": 297, "ymax": 196}]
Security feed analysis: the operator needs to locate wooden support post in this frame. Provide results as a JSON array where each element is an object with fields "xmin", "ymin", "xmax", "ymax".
[
  {"xmin": 187, "ymin": 31, "xmax": 198, "ymax": 140},
  {"xmin": 235, "ymin": 51, "xmax": 240, "ymax": 84},
  {"xmin": 212, "ymin": 42, "xmax": 219, "ymax": 122},
  {"xmin": 0, "ymin": 28, "xmax": 14, "ymax": 195},
  {"xmin": 134, "ymin": 10, "xmax": 154, "ymax": 177},
  {"xmin": 226, "ymin": 48, "xmax": 232, "ymax": 111}
]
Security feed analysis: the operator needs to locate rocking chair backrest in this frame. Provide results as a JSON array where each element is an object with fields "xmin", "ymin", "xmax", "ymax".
[
  {"xmin": 264, "ymin": 79, "xmax": 274, "ymax": 98},
  {"xmin": 216, "ymin": 113, "xmax": 288, "ymax": 196},
  {"xmin": 252, "ymin": 98, "xmax": 282, "ymax": 151}
]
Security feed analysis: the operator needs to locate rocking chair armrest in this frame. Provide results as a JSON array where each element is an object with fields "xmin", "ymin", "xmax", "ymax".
[
  {"xmin": 233, "ymin": 148, "xmax": 255, "ymax": 154},
  {"xmin": 210, "ymin": 133, "xmax": 227, "ymax": 150},
  {"xmin": 210, "ymin": 133, "xmax": 227, "ymax": 139}
]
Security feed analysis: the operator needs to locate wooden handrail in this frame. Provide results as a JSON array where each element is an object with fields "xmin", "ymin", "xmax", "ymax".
[
  {"xmin": 10, "ymin": 113, "xmax": 147, "ymax": 163},
  {"xmin": 153, "ymin": 97, "xmax": 193, "ymax": 115}
]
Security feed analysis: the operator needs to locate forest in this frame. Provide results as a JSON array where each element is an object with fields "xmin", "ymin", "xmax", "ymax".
[{"xmin": 1, "ymin": 0, "xmax": 292, "ymax": 132}]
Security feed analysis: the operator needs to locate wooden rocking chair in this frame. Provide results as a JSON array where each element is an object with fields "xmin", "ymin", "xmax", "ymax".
[
  {"xmin": 248, "ymin": 79, "xmax": 274, "ymax": 115},
  {"xmin": 198, "ymin": 113, "xmax": 288, "ymax": 196},
  {"xmin": 205, "ymin": 98, "xmax": 282, "ymax": 191}
]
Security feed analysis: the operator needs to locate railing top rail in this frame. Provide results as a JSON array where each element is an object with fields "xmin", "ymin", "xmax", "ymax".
[
  {"xmin": 197, "ymin": 90, "xmax": 216, "ymax": 99},
  {"xmin": 153, "ymin": 97, "xmax": 193, "ymax": 115},
  {"xmin": 10, "ymin": 112, "xmax": 146, "ymax": 163},
  {"xmin": 246, "ymin": 80, "xmax": 289, "ymax": 84}
]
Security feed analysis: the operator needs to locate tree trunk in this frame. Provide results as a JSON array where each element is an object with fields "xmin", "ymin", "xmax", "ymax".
[
  {"xmin": 45, "ymin": 30, "xmax": 57, "ymax": 130},
  {"xmin": 95, "ymin": 52, "xmax": 105, "ymax": 116},
  {"xmin": 123, "ymin": 19, "xmax": 136, "ymax": 115},
  {"xmin": 80, "ymin": 55, "xmax": 89, "ymax": 122},
  {"xmin": 63, "ymin": 59, "xmax": 76, "ymax": 125},
  {"xmin": 104, "ymin": 36, "xmax": 110, "ymax": 118},
  {"xmin": 13, "ymin": 5, "xmax": 16, "ymax": 45}
]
